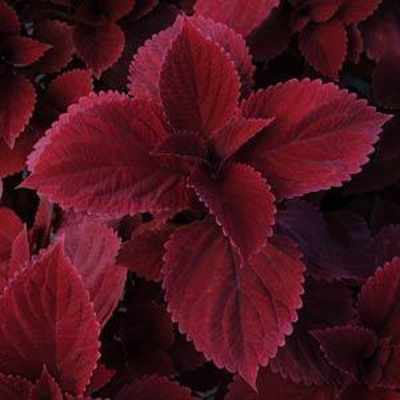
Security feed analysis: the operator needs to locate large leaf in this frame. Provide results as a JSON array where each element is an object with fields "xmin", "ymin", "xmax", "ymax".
[
  {"xmin": 0, "ymin": 242, "xmax": 100, "ymax": 395},
  {"xmin": 159, "ymin": 21, "xmax": 240, "ymax": 135},
  {"xmin": 240, "ymin": 79, "xmax": 390, "ymax": 200},
  {"xmin": 163, "ymin": 218, "xmax": 304, "ymax": 387},
  {"xmin": 194, "ymin": 0, "xmax": 279, "ymax": 37},
  {"xmin": 189, "ymin": 162, "xmax": 276, "ymax": 263},
  {"xmin": 24, "ymin": 92, "xmax": 189, "ymax": 217}
]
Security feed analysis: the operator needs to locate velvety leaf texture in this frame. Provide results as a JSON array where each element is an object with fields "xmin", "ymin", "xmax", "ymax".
[{"xmin": 163, "ymin": 218, "xmax": 305, "ymax": 387}]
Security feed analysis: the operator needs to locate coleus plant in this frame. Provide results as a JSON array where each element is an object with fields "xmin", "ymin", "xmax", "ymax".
[{"xmin": 22, "ymin": 13, "xmax": 391, "ymax": 389}]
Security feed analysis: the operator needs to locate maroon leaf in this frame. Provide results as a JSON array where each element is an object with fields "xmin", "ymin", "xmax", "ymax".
[
  {"xmin": 312, "ymin": 326, "xmax": 378, "ymax": 380},
  {"xmin": 46, "ymin": 69, "xmax": 94, "ymax": 113},
  {"xmin": 189, "ymin": 162, "xmax": 276, "ymax": 263},
  {"xmin": 359, "ymin": 257, "xmax": 400, "ymax": 344},
  {"xmin": 86, "ymin": 363, "xmax": 115, "ymax": 394},
  {"xmin": 116, "ymin": 376, "xmax": 192, "ymax": 400},
  {"xmin": 2, "ymin": 37, "xmax": 50, "ymax": 66},
  {"xmin": 240, "ymin": 79, "xmax": 390, "ymax": 200},
  {"xmin": 0, "ymin": 242, "xmax": 100, "ymax": 395},
  {"xmin": 29, "ymin": 367, "xmax": 63, "ymax": 400},
  {"xmin": 0, "ymin": 373, "xmax": 33, "ymax": 400},
  {"xmin": 0, "ymin": 0, "xmax": 20, "ymax": 34},
  {"xmin": 341, "ymin": 385, "xmax": 400, "ymax": 400},
  {"xmin": 226, "ymin": 369, "xmax": 336, "ymax": 400},
  {"xmin": 339, "ymin": 0, "xmax": 383, "ymax": 25},
  {"xmin": 160, "ymin": 22, "xmax": 240, "ymax": 135},
  {"xmin": 298, "ymin": 20, "xmax": 347, "ymax": 78},
  {"xmin": 33, "ymin": 19, "xmax": 75, "ymax": 74},
  {"xmin": 76, "ymin": 0, "xmax": 135, "ymax": 23},
  {"xmin": 129, "ymin": 15, "xmax": 255, "ymax": 100},
  {"xmin": 0, "ymin": 74, "xmax": 36, "ymax": 148},
  {"xmin": 24, "ymin": 93, "xmax": 189, "ymax": 217},
  {"xmin": 74, "ymin": 23, "xmax": 125, "ymax": 78},
  {"xmin": 163, "ymin": 218, "xmax": 304, "ymax": 387},
  {"xmin": 194, "ymin": 0, "xmax": 280, "ymax": 37}
]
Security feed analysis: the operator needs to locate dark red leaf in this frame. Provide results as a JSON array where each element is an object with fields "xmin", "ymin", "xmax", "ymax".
[
  {"xmin": 61, "ymin": 220, "xmax": 126, "ymax": 327},
  {"xmin": 46, "ymin": 69, "xmax": 93, "ymax": 113},
  {"xmin": 163, "ymin": 218, "xmax": 304, "ymax": 387},
  {"xmin": 298, "ymin": 20, "xmax": 347, "ymax": 78},
  {"xmin": 24, "ymin": 93, "xmax": 189, "ymax": 217},
  {"xmin": 86, "ymin": 363, "xmax": 115, "ymax": 394},
  {"xmin": 74, "ymin": 23, "xmax": 125, "ymax": 78},
  {"xmin": 341, "ymin": 385, "xmax": 400, "ymax": 400},
  {"xmin": 0, "ymin": 74, "xmax": 36, "ymax": 148},
  {"xmin": 0, "ymin": 0, "xmax": 19, "ymax": 34},
  {"xmin": 2, "ymin": 37, "xmax": 49, "ymax": 66},
  {"xmin": 338, "ymin": 0, "xmax": 383, "ymax": 25},
  {"xmin": 33, "ymin": 20, "xmax": 75, "ymax": 74},
  {"xmin": 116, "ymin": 376, "xmax": 192, "ymax": 400},
  {"xmin": 347, "ymin": 25, "xmax": 364, "ymax": 64},
  {"xmin": 189, "ymin": 162, "xmax": 276, "ymax": 263},
  {"xmin": 76, "ymin": 0, "xmax": 135, "ymax": 23},
  {"xmin": 160, "ymin": 22, "xmax": 240, "ymax": 135},
  {"xmin": 0, "ymin": 242, "xmax": 100, "ymax": 395},
  {"xmin": 194, "ymin": 0, "xmax": 280, "ymax": 37},
  {"xmin": 240, "ymin": 79, "xmax": 390, "ymax": 200},
  {"xmin": 0, "ymin": 373, "xmax": 33, "ymax": 400}
]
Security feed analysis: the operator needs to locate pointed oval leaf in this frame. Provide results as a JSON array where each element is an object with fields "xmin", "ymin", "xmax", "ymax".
[
  {"xmin": 160, "ymin": 21, "xmax": 240, "ymax": 135},
  {"xmin": 189, "ymin": 162, "xmax": 276, "ymax": 263},
  {"xmin": 61, "ymin": 220, "xmax": 126, "ymax": 327},
  {"xmin": 0, "ymin": 242, "xmax": 100, "ymax": 395},
  {"xmin": 29, "ymin": 367, "xmax": 63, "ymax": 400},
  {"xmin": 3, "ymin": 37, "xmax": 50, "ymax": 66},
  {"xmin": 163, "ymin": 218, "xmax": 304, "ymax": 387},
  {"xmin": 24, "ymin": 93, "xmax": 188, "ymax": 217},
  {"xmin": 240, "ymin": 79, "xmax": 390, "ymax": 200},
  {"xmin": 338, "ymin": 0, "xmax": 383, "ymax": 25},
  {"xmin": 194, "ymin": 0, "xmax": 279, "ymax": 37},
  {"xmin": 0, "ymin": 0, "xmax": 20, "ymax": 34}
]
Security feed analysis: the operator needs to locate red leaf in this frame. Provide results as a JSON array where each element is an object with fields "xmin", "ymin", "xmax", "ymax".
[
  {"xmin": 86, "ymin": 363, "xmax": 115, "ymax": 394},
  {"xmin": 7, "ymin": 226, "xmax": 30, "ymax": 282},
  {"xmin": 33, "ymin": 20, "xmax": 75, "ymax": 74},
  {"xmin": 115, "ymin": 376, "xmax": 192, "ymax": 400},
  {"xmin": 29, "ymin": 367, "xmax": 63, "ymax": 400},
  {"xmin": 160, "ymin": 21, "xmax": 240, "ymax": 135},
  {"xmin": 226, "ymin": 369, "xmax": 336, "ymax": 400},
  {"xmin": 189, "ymin": 163, "xmax": 276, "ymax": 263},
  {"xmin": 298, "ymin": 20, "xmax": 347, "ymax": 78},
  {"xmin": 2, "ymin": 37, "xmax": 49, "ymax": 66},
  {"xmin": 24, "ymin": 93, "xmax": 189, "ymax": 217},
  {"xmin": 118, "ymin": 226, "xmax": 172, "ymax": 282},
  {"xmin": 129, "ymin": 15, "xmax": 254, "ymax": 100},
  {"xmin": 0, "ymin": 74, "xmax": 36, "ymax": 148},
  {"xmin": 312, "ymin": 326, "xmax": 378, "ymax": 380},
  {"xmin": 341, "ymin": 385, "xmax": 400, "ymax": 400},
  {"xmin": 76, "ymin": 0, "xmax": 135, "ymax": 23},
  {"xmin": 0, "ymin": 373, "xmax": 33, "ymax": 400},
  {"xmin": 61, "ymin": 220, "xmax": 126, "ymax": 327},
  {"xmin": 46, "ymin": 69, "xmax": 94, "ymax": 113},
  {"xmin": 163, "ymin": 218, "xmax": 304, "ymax": 387},
  {"xmin": 271, "ymin": 280, "xmax": 354, "ymax": 385},
  {"xmin": 338, "ymin": 0, "xmax": 383, "ymax": 25},
  {"xmin": 0, "ymin": 242, "xmax": 100, "ymax": 395},
  {"xmin": 194, "ymin": 0, "xmax": 279, "ymax": 37},
  {"xmin": 0, "ymin": 0, "xmax": 19, "ymax": 34},
  {"xmin": 359, "ymin": 257, "xmax": 400, "ymax": 344},
  {"xmin": 240, "ymin": 79, "xmax": 390, "ymax": 200},
  {"xmin": 74, "ymin": 23, "xmax": 125, "ymax": 78}
]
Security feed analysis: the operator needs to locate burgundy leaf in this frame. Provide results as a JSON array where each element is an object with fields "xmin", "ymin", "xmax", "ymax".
[
  {"xmin": 0, "ymin": 0, "xmax": 20, "ymax": 34},
  {"xmin": 0, "ymin": 373, "xmax": 33, "ymax": 400},
  {"xmin": 0, "ymin": 242, "xmax": 100, "ymax": 395},
  {"xmin": 347, "ymin": 25, "xmax": 364, "ymax": 64},
  {"xmin": 240, "ymin": 79, "xmax": 390, "ymax": 200},
  {"xmin": 33, "ymin": 20, "xmax": 74, "ymax": 74},
  {"xmin": 2, "ymin": 37, "xmax": 50, "ymax": 66},
  {"xmin": 129, "ymin": 15, "xmax": 254, "ymax": 100},
  {"xmin": 46, "ymin": 69, "xmax": 94, "ymax": 113},
  {"xmin": 163, "ymin": 218, "xmax": 304, "ymax": 387},
  {"xmin": 189, "ymin": 162, "xmax": 276, "ymax": 263},
  {"xmin": 86, "ymin": 363, "xmax": 115, "ymax": 394},
  {"xmin": 24, "ymin": 93, "xmax": 189, "ymax": 217},
  {"xmin": 0, "ymin": 74, "xmax": 36, "ymax": 148},
  {"xmin": 341, "ymin": 385, "xmax": 400, "ymax": 400},
  {"xmin": 312, "ymin": 326, "xmax": 378, "ymax": 380},
  {"xmin": 61, "ymin": 220, "xmax": 126, "ymax": 327},
  {"xmin": 160, "ymin": 22, "xmax": 240, "ymax": 135},
  {"xmin": 298, "ymin": 20, "xmax": 347, "ymax": 78},
  {"xmin": 116, "ymin": 376, "xmax": 192, "ymax": 400},
  {"xmin": 74, "ymin": 23, "xmax": 125, "ymax": 78},
  {"xmin": 29, "ymin": 367, "xmax": 63, "ymax": 400},
  {"xmin": 339, "ymin": 0, "xmax": 383, "ymax": 25},
  {"xmin": 76, "ymin": 0, "xmax": 135, "ymax": 23},
  {"xmin": 226, "ymin": 369, "xmax": 336, "ymax": 400},
  {"xmin": 359, "ymin": 257, "xmax": 400, "ymax": 344},
  {"xmin": 194, "ymin": 0, "xmax": 280, "ymax": 37}
]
